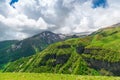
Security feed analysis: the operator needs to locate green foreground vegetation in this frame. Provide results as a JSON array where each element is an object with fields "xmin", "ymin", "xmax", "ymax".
[{"xmin": 0, "ymin": 73, "xmax": 120, "ymax": 80}]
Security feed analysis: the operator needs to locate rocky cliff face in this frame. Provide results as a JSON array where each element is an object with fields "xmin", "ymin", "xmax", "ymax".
[
  {"xmin": 81, "ymin": 47, "xmax": 120, "ymax": 76},
  {"xmin": 84, "ymin": 58, "xmax": 120, "ymax": 76}
]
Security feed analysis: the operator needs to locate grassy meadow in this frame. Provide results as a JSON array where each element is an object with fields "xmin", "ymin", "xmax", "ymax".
[{"xmin": 0, "ymin": 73, "xmax": 120, "ymax": 80}]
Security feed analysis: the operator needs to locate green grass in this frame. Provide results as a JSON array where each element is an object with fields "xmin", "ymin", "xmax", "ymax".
[
  {"xmin": 0, "ymin": 73, "xmax": 120, "ymax": 80},
  {"xmin": 89, "ymin": 25, "xmax": 120, "ymax": 51}
]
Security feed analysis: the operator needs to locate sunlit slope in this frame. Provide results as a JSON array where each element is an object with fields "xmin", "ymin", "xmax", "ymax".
[
  {"xmin": 4, "ymin": 24, "xmax": 120, "ymax": 76},
  {"xmin": 5, "ymin": 38, "xmax": 99, "ymax": 75},
  {"xmin": 0, "ymin": 31, "xmax": 63, "ymax": 69},
  {"xmin": 89, "ymin": 24, "xmax": 120, "ymax": 51}
]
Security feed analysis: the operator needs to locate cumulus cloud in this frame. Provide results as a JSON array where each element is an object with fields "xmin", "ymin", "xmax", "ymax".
[
  {"xmin": 0, "ymin": 0, "xmax": 120, "ymax": 40},
  {"xmin": 0, "ymin": 13, "xmax": 48, "ymax": 40},
  {"xmin": 0, "ymin": 0, "xmax": 48, "ymax": 40}
]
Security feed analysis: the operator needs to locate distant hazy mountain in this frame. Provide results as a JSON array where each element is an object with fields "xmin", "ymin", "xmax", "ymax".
[{"xmin": 4, "ymin": 23, "xmax": 120, "ymax": 76}]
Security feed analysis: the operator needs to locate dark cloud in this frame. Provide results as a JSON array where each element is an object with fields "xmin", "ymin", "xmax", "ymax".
[{"xmin": 0, "ymin": 22, "xmax": 17, "ymax": 40}]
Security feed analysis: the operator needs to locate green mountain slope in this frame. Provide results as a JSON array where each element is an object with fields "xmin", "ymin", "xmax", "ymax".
[
  {"xmin": 4, "ymin": 23, "xmax": 120, "ymax": 76},
  {"xmin": 0, "ymin": 40, "xmax": 18, "ymax": 68},
  {"xmin": 0, "ymin": 31, "xmax": 63, "ymax": 69},
  {"xmin": 0, "ymin": 31, "xmax": 85, "ymax": 70},
  {"xmin": 5, "ymin": 37, "xmax": 99, "ymax": 75},
  {"xmin": 89, "ymin": 24, "xmax": 120, "ymax": 51},
  {"xmin": 0, "ymin": 40, "xmax": 18, "ymax": 49}
]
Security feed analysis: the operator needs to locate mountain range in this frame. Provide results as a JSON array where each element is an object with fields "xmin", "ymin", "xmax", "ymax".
[
  {"xmin": 0, "ymin": 31, "xmax": 87, "ymax": 69},
  {"xmin": 0, "ymin": 23, "xmax": 120, "ymax": 76}
]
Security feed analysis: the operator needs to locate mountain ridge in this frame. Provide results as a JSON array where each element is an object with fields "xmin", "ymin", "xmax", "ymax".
[
  {"xmin": 4, "ymin": 23, "xmax": 120, "ymax": 76},
  {"xmin": 0, "ymin": 31, "xmax": 88, "ymax": 69}
]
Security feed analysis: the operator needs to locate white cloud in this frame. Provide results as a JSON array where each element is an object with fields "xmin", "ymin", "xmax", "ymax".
[
  {"xmin": 0, "ymin": 0, "xmax": 120, "ymax": 40},
  {"xmin": 0, "ymin": 0, "xmax": 48, "ymax": 40},
  {"xmin": 0, "ymin": 14, "xmax": 47, "ymax": 30},
  {"xmin": 62, "ymin": 0, "xmax": 120, "ymax": 33}
]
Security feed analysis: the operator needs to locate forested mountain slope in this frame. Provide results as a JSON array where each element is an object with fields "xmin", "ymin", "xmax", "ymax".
[{"xmin": 4, "ymin": 23, "xmax": 120, "ymax": 76}]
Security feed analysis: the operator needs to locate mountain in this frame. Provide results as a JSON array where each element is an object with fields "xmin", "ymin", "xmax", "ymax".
[
  {"xmin": 0, "ymin": 40, "xmax": 18, "ymax": 49},
  {"xmin": 0, "ymin": 40, "xmax": 18, "ymax": 68},
  {"xmin": 0, "ymin": 31, "xmax": 88, "ymax": 69},
  {"xmin": 0, "ymin": 31, "xmax": 63, "ymax": 68},
  {"xmin": 4, "ymin": 23, "xmax": 120, "ymax": 76}
]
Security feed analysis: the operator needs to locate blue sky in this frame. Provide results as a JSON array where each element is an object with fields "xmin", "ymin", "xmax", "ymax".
[
  {"xmin": 92, "ymin": 0, "xmax": 108, "ymax": 8},
  {"xmin": 10, "ymin": 0, "xmax": 108, "ymax": 8},
  {"xmin": 0, "ymin": 0, "xmax": 120, "ymax": 40},
  {"xmin": 10, "ymin": 0, "xmax": 18, "ymax": 5}
]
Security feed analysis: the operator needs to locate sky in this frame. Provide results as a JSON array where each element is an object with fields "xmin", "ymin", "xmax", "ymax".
[{"xmin": 0, "ymin": 0, "xmax": 120, "ymax": 41}]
